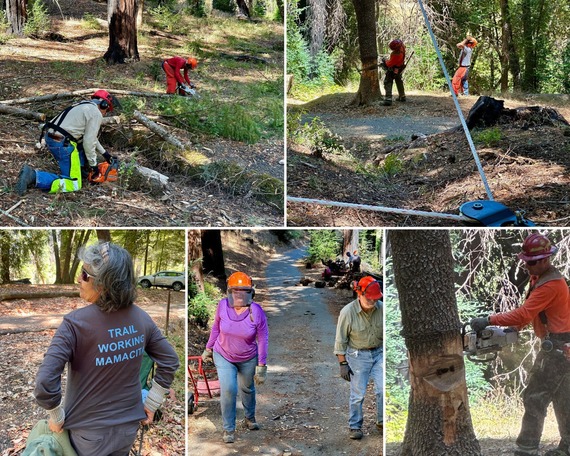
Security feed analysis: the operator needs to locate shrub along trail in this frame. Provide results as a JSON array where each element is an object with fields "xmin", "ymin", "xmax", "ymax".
[{"xmin": 188, "ymin": 247, "xmax": 382, "ymax": 456}]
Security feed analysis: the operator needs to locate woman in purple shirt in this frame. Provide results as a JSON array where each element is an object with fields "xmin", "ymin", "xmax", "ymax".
[{"xmin": 202, "ymin": 271, "xmax": 269, "ymax": 444}]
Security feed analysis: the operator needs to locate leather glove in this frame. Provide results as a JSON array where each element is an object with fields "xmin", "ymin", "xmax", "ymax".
[
  {"xmin": 102, "ymin": 151, "xmax": 117, "ymax": 163},
  {"xmin": 201, "ymin": 349, "xmax": 213, "ymax": 364},
  {"xmin": 254, "ymin": 365, "xmax": 267, "ymax": 386},
  {"xmin": 470, "ymin": 316, "xmax": 490, "ymax": 333},
  {"xmin": 339, "ymin": 362, "xmax": 353, "ymax": 382}
]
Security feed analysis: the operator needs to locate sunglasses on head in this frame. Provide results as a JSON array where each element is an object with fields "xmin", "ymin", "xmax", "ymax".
[{"xmin": 80, "ymin": 267, "xmax": 96, "ymax": 282}]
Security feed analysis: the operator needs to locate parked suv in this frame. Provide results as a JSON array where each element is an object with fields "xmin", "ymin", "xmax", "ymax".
[{"xmin": 137, "ymin": 271, "xmax": 185, "ymax": 291}]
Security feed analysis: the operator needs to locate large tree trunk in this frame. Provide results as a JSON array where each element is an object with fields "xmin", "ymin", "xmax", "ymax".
[
  {"xmin": 351, "ymin": 0, "xmax": 381, "ymax": 106},
  {"xmin": 6, "ymin": 0, "xmax": 26, "ymax": 35},
  {"xmin": 0, "ymin": 233, "xmax": 10, "ymax": 284},
  {"xmin": 499, "ymin": 0, "xmax": 521, "ymax": 93},
  {"xmin": 343, "ymin": 229, "xmax": 358, "ymax": 258},
  {"xmin": 104, "ymin": 0, "xmax": 140, "ymax": 64},
  {"xmin": 201, "ymin": 230, "xmax": 226, "ymax": 285},
  {"xmin": 390, "ymin": 230, "xmax": 481, "ymax": 455},
  {"xmin": 521, "ymin": 0, "xmax": 538, "ymax": 92},
  {"xmin": 188, "ymin": 230, "xmax": 205, "ymax": 293},
  {"xmin": 236, "ymin": 0, "xmax": 250, "ymax": 17}
]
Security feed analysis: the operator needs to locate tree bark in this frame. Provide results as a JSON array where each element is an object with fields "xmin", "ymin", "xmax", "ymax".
[
  {"xmin": 201, "ymin": 230, "xmax": 226, "ymax": 285},
  {"xmin": 188, "ymin": 230, "xmax": 205, "ymax": 293},
  {"xmin": 390, "ymin": 230, "xmax": 481, "ymax": 455},
  {"xmin": 104, "ymin": 0, "xmax": 140, "ymax": 64},
  {"xmin": 52, "ymin": 231, "xmax": 62, "ymax": 284},
  {"xmin": 351, "ymin": 0, "xmax": 381, "ymax": 106},
  {"xmin": 0, "ymin": 105, "xmax": 45, "ymax": 121},
  {"xmin": 6, "ymin": 0, "xmax": 26, "ymax": 35}
]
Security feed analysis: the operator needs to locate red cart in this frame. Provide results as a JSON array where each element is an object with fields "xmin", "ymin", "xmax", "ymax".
[{"xmin": 188, "ymin": 355, "xmax": 220, "ymax": 414}]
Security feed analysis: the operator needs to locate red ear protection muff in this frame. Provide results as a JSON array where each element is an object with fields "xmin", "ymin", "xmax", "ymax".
[{"xmin": 99, "ymin": 99, "xmax": 109, "ymax": 110}]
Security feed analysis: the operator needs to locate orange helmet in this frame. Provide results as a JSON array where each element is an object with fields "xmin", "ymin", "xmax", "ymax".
[
  {"xmin": 91, "ymin": 89, "xmax": 114, "ymax": 112},
  {"xmin": 187, "ymin": 57, "xmax": 198, "ymax": 69},
  {"xmin": 227, "ymin": 271, "xmax": 254, "ymax": 307},
  {"xmin": 352, "ymin": 276, "xmax": 383, "ymax": 300},
  {"xmin": 389, "ymin": 39, "xmax": 404, "ymax": 51},
  {"xmin": 518, "ymin": 233, "xmax": 557, "ymax": 262}
]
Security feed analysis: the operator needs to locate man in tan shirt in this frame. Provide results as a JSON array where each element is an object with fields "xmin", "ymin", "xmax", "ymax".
[{"xmin": 334, "ymin": 276, "xmax": 383, "ymax": 440}]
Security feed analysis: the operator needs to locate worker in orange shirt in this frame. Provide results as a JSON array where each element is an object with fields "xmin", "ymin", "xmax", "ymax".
[
  {"xmin": 381, "ymin": 39, "xmax": 406, "ymax": 106},
  {"xmin": 162, "ymin": 56, "xmax": 198, "ymax": 95},
  {"xmin": 470, "ymin": 233, "xmax": 570, "ymax": 456}
]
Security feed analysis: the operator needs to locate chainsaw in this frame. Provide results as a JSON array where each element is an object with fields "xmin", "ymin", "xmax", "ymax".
[
  {"xmin": 88, "ymin": 159, "xmax": 119, "ymax": 184},
  {"xmin": 177, "ymin": 83, "xmax": 200, "ymax": 98},
  {"xmin": 462, "ymin": 323, "xmax": 519, "ymax": 363}
]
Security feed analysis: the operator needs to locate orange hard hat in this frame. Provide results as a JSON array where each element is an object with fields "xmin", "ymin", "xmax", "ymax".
[
  {"xmin": 352, "ymin": 276, "xmax": 382, "ymax": 300},
  {"xmin": 187, "ymin": 57, "xmax": 198, "ymax": 69},
  {"xmin": 227, "ymin": 271, "xmax": 253, "ymax": 289},
  {"xmin": 518, "ymin": 233, "xmax": 557, "ymax": 262},
  {"xmin": 91, "ymin": 89, "xmax": 114, "ymax": 112},
  {"xmin": 466, "ymin": 36, "xmax": 478, "ymax": 47}
]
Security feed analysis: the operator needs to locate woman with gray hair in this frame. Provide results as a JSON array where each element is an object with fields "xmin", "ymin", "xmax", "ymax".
[{"xmin": 34, "ymin": 241, "xmax": 180, "ymax": 456}]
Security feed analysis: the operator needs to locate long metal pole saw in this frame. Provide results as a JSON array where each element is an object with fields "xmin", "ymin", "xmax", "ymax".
[{"xmin": 416, "ymin": 0, "xmax": 494, "ymax": 201}]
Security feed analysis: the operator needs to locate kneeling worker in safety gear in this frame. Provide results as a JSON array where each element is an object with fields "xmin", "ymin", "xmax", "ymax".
[
  {"xmin": 15, "ymin": 90, "xmax": 118, "ymax": 196},
  {"xmin": 201, "ymin": 272, "xmax": 269, "ymax": 445},
  {"xmin": 162, "ymin": 56, "xmax": 198, "ymax": 95},
  {"xmin": 452, "ymin": 36, "xmax": 477, "ymax": 96},
  {"xmin": 381, "ymin": 39, "xmax": 407, "ymax": 106},
  {"xmin": 470, "ymin": 233, "xmax": 570, "ymax": 456},
  {"xmin": 334, "ymin": 276, "xmax": 383, "ymax": 441}
]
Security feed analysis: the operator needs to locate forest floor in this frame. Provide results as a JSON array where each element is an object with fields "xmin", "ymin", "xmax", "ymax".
[
  {"xmin": 0, "ymin": 1, "xmax": 284, "ymax": 227},
  {"xmin": 0, "ymin": 286, "xmax": 186, "ymax": 456},
  {"xmin": 287, "ymin": 90, "xmax": 570, "ymax": 227},
  {"xmin": 188, "ymin": 232, "xmax": 382, "ymax": 456}
]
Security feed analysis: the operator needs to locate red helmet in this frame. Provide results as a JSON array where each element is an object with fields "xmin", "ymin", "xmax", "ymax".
[
  {"xmin": 352, "ymin": 276, "xmax": 383, "ymax": 300},
  {"xmin": 187, "ymin": 57, "xmax": 198, "ymax": 69},
  {"xmin": 389, "ymin": 39, "xmax": 404, "ymax": 51},
  {"xmin": 518, "ymin": 233, "xmax": 557, "ymax": 262},
  {"xmin": 91, "ymin": 89, "xmax": 113, "ymax": 112}
]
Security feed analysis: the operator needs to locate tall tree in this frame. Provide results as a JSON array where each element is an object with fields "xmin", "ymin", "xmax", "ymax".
[
  {"xmin": 188, "ymin": 230, "xmax": 205, "ymax": 293},
  {"xmin": 390, "ymin": 230, "xmax": 481, "ymax": 455},
  {"xmin": 0, "ymin": 232, "xmax": 12, "ymax": 283},
  {"xmin": 201, "ymin": 230, "xmax": 226, "ymax": 285},
  {"xmin": 342, "ymin": 229, "xmax": 358, "ymax": 257},
  {"xmin": 104, "ymin": 0, "xmax": 140, "ymax": 64},
  {"xmin": 351, "ymin": 0, "xmax": 381, "ymax": 105},
  {"xmin": 6, "ymin": 0, "xmax": 26, "ymax": 35},
  {"xmin": 500, "ymin": 0, "xmax": 521, "ymax": 92}
]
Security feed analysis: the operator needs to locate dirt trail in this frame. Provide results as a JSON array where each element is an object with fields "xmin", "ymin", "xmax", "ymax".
[{"xmin": 188, "ymin": 248, "xmax": 382, "ymax": 455}]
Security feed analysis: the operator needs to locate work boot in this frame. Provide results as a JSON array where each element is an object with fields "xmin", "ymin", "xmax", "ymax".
[
  {"xmin": 397, "ymin": 96, "xmax": 406, "ymax": 102},
  {"xmin": 349, "ymin": 428, "xmax": 363, "ymax": 440},
  {"xmin": 223, "ymin": 431, "xmax": 235, "ymax": 444},
  {"xmin": 15, "ymin": 164, "xmax": 36, "ymax": 196},
  {"xmin": 383, "ymin": 97, "xmax": 392, "ymax": 106},
  {"xmin": 243, "ymin": 417, "xmax": 260, "ymax": 430}
]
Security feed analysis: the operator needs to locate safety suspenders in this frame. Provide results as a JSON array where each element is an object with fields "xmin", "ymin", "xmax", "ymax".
[{"xmin": 39, "ymin": 100, "xmax": 93, "ymax": 144}]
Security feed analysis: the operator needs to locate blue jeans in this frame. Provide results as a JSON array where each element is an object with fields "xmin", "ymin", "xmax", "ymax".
[
  {"xmin": 346, "ymin": 346, "xmax": 383, "ymax": 430},
  {"xmin": 213, "ymin": 351, "xmax": 257, "ymax": 432},
  {"xmin": 36, "ymin": 134, "xmax": 86, "ymax": 190},
  {"xmin": 462, "ymin": 67, "xmax": 470, "ymax": 95}
]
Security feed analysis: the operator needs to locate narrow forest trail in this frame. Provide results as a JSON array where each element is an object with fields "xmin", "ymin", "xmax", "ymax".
[{"xmin": 188, "ymin": 247, "xmax": 382, "ymax": 455}]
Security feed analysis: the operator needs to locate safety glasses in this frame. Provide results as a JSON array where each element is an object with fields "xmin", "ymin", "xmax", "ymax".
[{"xmin": 80, "ymin": 267, "xmax": 96, "ymax": 282}]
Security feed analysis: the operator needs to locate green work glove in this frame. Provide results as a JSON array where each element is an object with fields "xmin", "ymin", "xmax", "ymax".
[
  {"xmin": 254, "ymin": 365, "xmax": 267, "ymax": 386},
  {"xmin": 339, "ymin": 362, "xmax": 353, "ymax": 382},
  {"xmin": 201, "ymin": 349, "xmax": 213, "ymax": 364},
  {"xmin": 470, "ymin": 316, "xmax": 490, "ymax": 333}
]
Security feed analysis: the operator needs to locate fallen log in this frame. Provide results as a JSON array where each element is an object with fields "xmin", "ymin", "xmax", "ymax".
[
  {"xmin": 0, "ymin": 89, "xmax": 171, "ymax": 106},
  {"xmin": 0, "ymin": 290, "xmax": 80, "ymax": 301},
  {"xmin": 134, "ymin": 164, "xmax": 169, "ymax": 186},
  {"xmin": 0, "ymin": 104, "xmax": 45, "ymax": 121},
  {"xmin": 133, "ymin": 110, "xmax": 187, "ymax": 149}
]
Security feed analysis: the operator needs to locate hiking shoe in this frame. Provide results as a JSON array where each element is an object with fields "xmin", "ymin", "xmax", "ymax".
[
  {"xmin": 383, "ymin": 99, "xmax": 392, "ymax": 106},
  {"xmin": 397, "ymin": 96, "xmax": 406, "ymax": 102},
  {"xmin": 15, "ymin": 165, "xmax": 36, "ymax": 196},
  {"xmin": 349, "ymin": 428, "xmax": 363, "ymax": 440},
  {"xmin": 223, "ymin": 431, "xmax": 235, "ymax": 444},
  {"xmin": 243, "ymin": 418, "xmax": 260, "ymax": 430}
]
